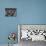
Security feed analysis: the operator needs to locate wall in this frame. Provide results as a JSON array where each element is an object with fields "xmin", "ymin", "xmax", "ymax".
[{"xmin": 0, "ymin": 0, "xmax": 46, "ymax": 44}]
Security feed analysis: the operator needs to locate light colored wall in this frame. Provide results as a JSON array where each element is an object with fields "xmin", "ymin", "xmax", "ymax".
[{"xmin": 0, "ymin": 0, "xmax": 46, "ymax": 44}]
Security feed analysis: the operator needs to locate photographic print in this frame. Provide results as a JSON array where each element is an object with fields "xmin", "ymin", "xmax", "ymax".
[{"xmin": 5, "ymin": 8, "xmax": 16, "ymax": 17}]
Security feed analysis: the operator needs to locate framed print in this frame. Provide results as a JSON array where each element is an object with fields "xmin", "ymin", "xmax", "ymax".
[{"xmin": 5, "ymin": 8, "xmax": 16, "ymax": 17}]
